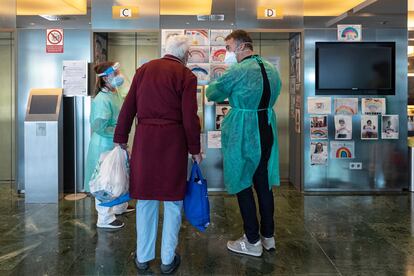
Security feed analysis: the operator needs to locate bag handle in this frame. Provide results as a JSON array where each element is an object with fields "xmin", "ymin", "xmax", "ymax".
[{"xmin": 190, "ymin": 162, "xmax": 205, "ymax": 183}]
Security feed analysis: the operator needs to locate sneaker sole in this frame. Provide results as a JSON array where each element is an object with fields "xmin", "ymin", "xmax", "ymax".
[
  {"xmin": 263, "ymin": 245, "xmax": 276, "ymax": 251},
  {"xmin": 96, "ymin": 223, "xmax": 125, "ymax": 229},
  {"xmin": 227, "ymin": 244, "xmax": 262, "ymax": 257},
  {"xmin": 115, "ymin": 209, "xmax": 135, "ymax": 215}
]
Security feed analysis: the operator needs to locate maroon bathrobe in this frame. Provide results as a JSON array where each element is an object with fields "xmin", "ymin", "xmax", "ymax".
[{"xmin": 114, "ymin": 55, "xmax": 201, "ymax": 201}]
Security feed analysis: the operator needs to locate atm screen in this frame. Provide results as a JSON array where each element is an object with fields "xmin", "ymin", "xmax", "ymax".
[{"xmin": 29, "ymin": 95, "xmax": 58, "ymax": 114}]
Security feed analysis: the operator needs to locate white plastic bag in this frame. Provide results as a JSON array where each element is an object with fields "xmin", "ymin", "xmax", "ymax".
[{"xmin": 89, "ymin": 145, "xmax": 129, "ymax": 202}]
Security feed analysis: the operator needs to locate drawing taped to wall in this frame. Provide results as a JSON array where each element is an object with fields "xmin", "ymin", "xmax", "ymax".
[
  {"xmin": 210, "ymin": 46, "xmax": 226, "ymax": 63},
  {"xmin": 185, "ymin": 29, "xmax": 209, "ymax": 46},
  {"xmin": 188, "ymin": 46, "xmax": 209, "ymax": 63},
  {"xmin": 334, "ymin": 98, "xmax": 358, "ymax": 115},
  {"xmin": 330, "ymin": 141, "xmax": 355, "ymax": 159},
  {"xmin": 382, "ymin": 115, "xmax": 399, "ymax": 139},
  {"xmin": 188, "ymin": 64, "xmax": 210, "ymax": 85},
  {"xmin": 361, "ymin": 115, "xmax": 378, "ymax": 140},
  {"xmin": 210, "ymin": 30, "xmax": 231, "ymax": 46},
  {"xmin": 308, "ymin": 97, "xmax": 331, "ymax": 114},
  {"xmin": 310, "ymin": 115, "xmax": 328, "ymax": 140},
  {"xmin": 362, "ymin": 98, "xmax": 386, "ymax": 115},
  {"xmin": 310, "ymin": 141, "xmax": 328, "ymax": 165},
  {"xmin": 334, "ymin": 115, "xmax": 352, "ymax": 140}
]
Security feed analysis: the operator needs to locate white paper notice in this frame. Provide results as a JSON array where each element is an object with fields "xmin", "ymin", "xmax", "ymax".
[
  {"xmin": 208, "ymin": 131, "xmax": 222, "ymax": 148},
  {"xmin": 62, "ymin": 60, "xmax": 88, "ymax": 96}
]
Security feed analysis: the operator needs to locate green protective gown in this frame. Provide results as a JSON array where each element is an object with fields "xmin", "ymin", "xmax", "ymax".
[
  {"xmin": 206, "ymin": 56, "xmax": 282, "ymax": 195},
  {"xmin": 84, "ymin": 90, "xmax": 123, "ymax": 192}
]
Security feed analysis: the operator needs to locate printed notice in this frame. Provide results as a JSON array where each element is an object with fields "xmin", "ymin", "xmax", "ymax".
[{"xmin": 62, "ymin": 60, "xmax": 88, "ymax": 96}]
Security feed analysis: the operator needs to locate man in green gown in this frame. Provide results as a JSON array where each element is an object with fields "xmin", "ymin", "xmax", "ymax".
[{"xmin": 206, "ymin": 30, "xmax": 282, "ymax": 257}]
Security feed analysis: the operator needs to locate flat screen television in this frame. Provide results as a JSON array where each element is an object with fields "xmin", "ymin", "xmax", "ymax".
[{"xmin": 315, "ymin": 42, "xmax": 395, "ymax": 95}]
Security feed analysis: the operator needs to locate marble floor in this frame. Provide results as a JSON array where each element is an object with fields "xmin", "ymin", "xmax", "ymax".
[{"xmin": 1, "ymin": 183, "xmax": 414, "ymax": 276}]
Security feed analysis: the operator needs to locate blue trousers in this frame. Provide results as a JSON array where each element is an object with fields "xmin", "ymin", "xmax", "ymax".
[{"xmin": 136, "ymin": 200, "xmax": 183, "ymax": 265}]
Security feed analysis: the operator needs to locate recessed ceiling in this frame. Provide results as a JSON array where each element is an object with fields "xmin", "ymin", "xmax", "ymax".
[
  {"xmin": 17, "ymin": 0, "xmax": 87, "ymax": 15},
  {"xmin": 160, "ymin": 0, "xmax": 212, "ymax": 15},
  {"xmin": 304, "ymin": 0, "xmax": 367, "ymax": 16}
]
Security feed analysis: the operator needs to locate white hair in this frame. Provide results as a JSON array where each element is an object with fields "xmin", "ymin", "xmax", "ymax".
[{"xmin": 165, "ymin": 34, "xmax": 190, "ymax": 60}]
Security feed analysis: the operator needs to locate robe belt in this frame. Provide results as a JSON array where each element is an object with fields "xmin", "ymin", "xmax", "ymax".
[
  {"xmin": 231, "ymin": 107, "xmax": 273, "ymax": 125},
  {"xmin": 138, "ymin": 118, "xmax": 182, "ymax": 125}
]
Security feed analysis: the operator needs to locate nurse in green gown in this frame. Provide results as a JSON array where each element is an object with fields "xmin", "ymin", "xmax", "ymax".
[
  {"xmin": 206, "ymin": 30, "xmax": 282, "ymax": 257},
  {"xmin": 84, "ymin": 62, "xmax": 133, "ymax": 229}
]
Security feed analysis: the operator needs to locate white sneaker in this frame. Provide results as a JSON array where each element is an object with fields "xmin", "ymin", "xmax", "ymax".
[
  {"xmin": 97, "ymin": 219, "xmax": 125, "ymax": 229},
  {"xmin": 261, "ymin": 236, "xmax": 275, "ymax": 251},
  {"xmin": 227, "ymin": 235, "xmax": 263, "ymax": 257}
]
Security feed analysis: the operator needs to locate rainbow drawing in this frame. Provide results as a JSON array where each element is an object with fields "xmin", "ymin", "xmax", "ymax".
[
  {"xmin": 189, "ymin": 47, "xmax": 209, "ymax": 63},
  {"xmin": 185, "ymin": 29, "xmax": 209, "ymax": 45},
  {"xmin": 211, "ymin": 47, "xmax": 226, "ymax": 63},
  {"xmin": 336, "ymin": 147, "xmax": 352, "ymax": 158},
  {"xmin": 189, "ymin": 64, "xmax": 210, "ymax": 85},
  {"xmin": 211, "ymin": 65, "xmax": 227, "ymax": 80},
  {"xmin": 311, "ymin": 129, "xmax": 328, "ymax": 139},
  {"xmin": 335, "ymin": 105, "xmax": 355, "ymax": 115},
  {"xmin": 210, "ymin": 30, "xmax": 232, "ymax": 46},
  {"xmin": 341, "ymin": 27, "xmax": 359, "ymax": 40}
]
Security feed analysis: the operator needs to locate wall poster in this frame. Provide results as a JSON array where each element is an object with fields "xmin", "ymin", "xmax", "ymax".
[
  {"xmin": 330, "ymin": 141, "xmax": 355, "ymax": 159},
  {"xmin": 361, "ymin": 115, "xmax": 378, "ymax": 140},
  {"xmin": 334, "ymin": 115, "xmax": 352, "ymax": 140},
  {"xmin": 362, "ymin": 98, "xmax": 386, "ymax": 115},
  {"xmin": 310, "ymin": 141, "xmax": 328, "ymax": 165},
  {"xmin": 382, "ymin": 115, "xmax": 399, "ymax": 139},
  {"xmin": 334, "ymin": 98, "xmax": 358, "ymax": 115},
  {"xmin": 308, "ymin": 97, "xmax": 331, "ymax": 114},
  {"xmin": 310, "ymin": 115, "xmax": 328, "ymax": 140}
]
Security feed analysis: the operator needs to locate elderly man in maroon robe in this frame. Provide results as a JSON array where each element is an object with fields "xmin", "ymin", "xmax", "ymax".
[{"xmin": 114, "ymin": 35, "xmax": 202, "ymax": 274}]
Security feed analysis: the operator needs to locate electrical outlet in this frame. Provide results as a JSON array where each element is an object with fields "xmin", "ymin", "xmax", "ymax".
[{"xmin": 349, "ymin": 162, "xmax": 362, "ymax": 170}]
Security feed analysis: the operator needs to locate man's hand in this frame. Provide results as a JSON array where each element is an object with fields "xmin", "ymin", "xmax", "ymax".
[{"xmin": 192, "ymin": 153, "xmax": 203, "ymax": 164}]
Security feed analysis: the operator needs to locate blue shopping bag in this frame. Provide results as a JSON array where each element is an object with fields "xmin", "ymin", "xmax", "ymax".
[
  {"xmin": 183, "ymin": 162, "xmax": 210, "ymax": 232},
  {"xmin": 98, "ymin": 193, "xmax": 131, "ymax": 207}
]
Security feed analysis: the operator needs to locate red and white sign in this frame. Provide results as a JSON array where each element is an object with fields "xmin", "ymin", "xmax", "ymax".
[{"xmin": 46, "ymin": 29, "xmax": 64, "ymax": 53}]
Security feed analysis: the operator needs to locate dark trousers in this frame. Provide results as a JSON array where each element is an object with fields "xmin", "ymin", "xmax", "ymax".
[{"xmin": 236, "ymin": 113, "xmax": 274, "ymax": 244}]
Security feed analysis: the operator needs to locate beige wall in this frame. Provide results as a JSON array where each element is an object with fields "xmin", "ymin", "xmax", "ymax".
[
  {"xmin": 256, "ymin": 40, "xmax": 290, "ymax": 180},
  {"xmin": 0, "ymin": 32, "xmax": 14, "ymax": 181}
]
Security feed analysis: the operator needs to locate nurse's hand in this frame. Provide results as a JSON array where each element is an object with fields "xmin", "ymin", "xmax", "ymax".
[
  {"xmin": 115, "ymin": 143, "xmax": 128, "ymax": 150},
  {"xmin": 192, "ymin": 153, "xmax": 203, "ymax": 164}
]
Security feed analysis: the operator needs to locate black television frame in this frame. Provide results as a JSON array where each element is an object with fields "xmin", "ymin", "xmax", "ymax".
[{"xmin": 315, "ymin": 41, "xmax": 396, "ymax": 96}]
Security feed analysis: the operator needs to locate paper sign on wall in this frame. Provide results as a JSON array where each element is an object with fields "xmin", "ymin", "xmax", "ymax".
[
  {"xmin": 62, "ymin": 60, "xmax": 88, "ymax": 96},
  {"xmin": 46, "ymin": 29, "xmax": 64, "ymax": 53}
]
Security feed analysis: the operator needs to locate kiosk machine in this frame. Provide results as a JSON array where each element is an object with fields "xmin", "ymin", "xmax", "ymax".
[{"xmin": 24, "ymin": 88, "xmax": 63, "ymax": 203}]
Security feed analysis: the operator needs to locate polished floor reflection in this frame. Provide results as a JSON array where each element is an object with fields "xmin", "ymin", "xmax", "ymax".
[{"xmin": 1, "ymin": 183, "xmax": 414, "ymax": 275}]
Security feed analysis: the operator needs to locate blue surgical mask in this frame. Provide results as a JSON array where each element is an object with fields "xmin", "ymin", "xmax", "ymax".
[
  {"xmin": 224, "ymin": 51, "xmax": 237, "ymax": 65},
  {"xmin": 110, "ymin": 75, "xmax": 124, "ymax": 88}
]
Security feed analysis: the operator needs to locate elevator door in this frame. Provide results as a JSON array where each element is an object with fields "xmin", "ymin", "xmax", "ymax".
[{"xmin": 0, "ymin": 32, "xmax": 14, "ymax": 183}]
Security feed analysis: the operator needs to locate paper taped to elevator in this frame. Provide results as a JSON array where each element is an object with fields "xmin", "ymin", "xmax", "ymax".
[{"xmin": 62, "ymin": 60, "xmax": 88, "ymax": 96}]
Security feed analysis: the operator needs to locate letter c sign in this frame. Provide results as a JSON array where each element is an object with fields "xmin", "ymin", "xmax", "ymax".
[{"xmin": 120, "ymin": 8, "xmax": 132, "ymax": 17}]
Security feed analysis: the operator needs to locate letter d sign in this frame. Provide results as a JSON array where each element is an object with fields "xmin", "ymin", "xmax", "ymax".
[{"xmin": 265, "ymin": 9, "xmax": 276, "ymax": 18}]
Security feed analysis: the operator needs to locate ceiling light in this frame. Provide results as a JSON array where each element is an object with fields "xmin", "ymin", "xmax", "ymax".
[
  {"xmin": 39, "ymin": 15, "xmax": 60, "ymax": 21},
  {"xmin": 160, "ymin": 0, "xmax": 212, "ymax": 15},
  {"xmin": 17, "ymin": 0, "xmax": 87, "ymax": 15}
]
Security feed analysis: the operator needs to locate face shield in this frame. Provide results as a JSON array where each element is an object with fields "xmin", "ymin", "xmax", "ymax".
[{"xmin": 96, "ymin": 62, "xmax": 131, "ymax": 98}]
